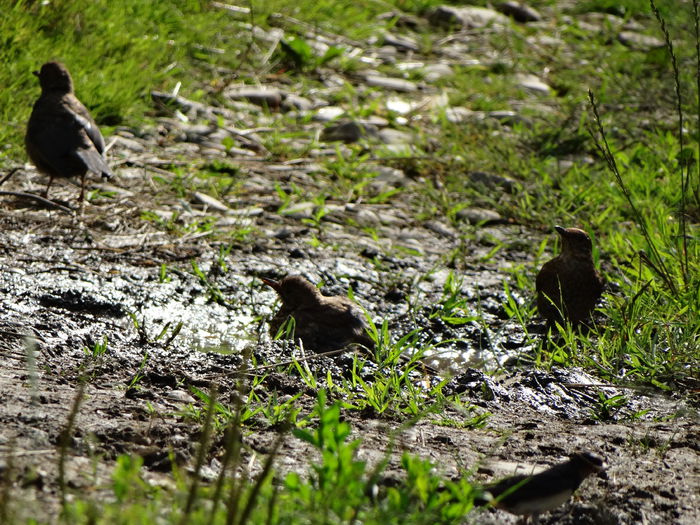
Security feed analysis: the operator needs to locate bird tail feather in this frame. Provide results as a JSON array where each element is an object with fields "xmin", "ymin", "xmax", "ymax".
[{"xmin": 78, "ymin": 150, "xmax": 113, "ymax": 180}]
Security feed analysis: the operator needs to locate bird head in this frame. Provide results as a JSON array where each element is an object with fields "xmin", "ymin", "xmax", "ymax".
[
  {"xmin": 570, "ymin": 451, "xmax": 606, "ymax": 476},
  {"xmin": 262, "ymin": 275, "xmax": 322, "ymax": 308},
  {"xmin": 34, "ymin": 61, "xmax": 74, "ymax": 94},
  {"xmin": 555, "ymin": 226, "xmax": 594, "ymax": 257}
]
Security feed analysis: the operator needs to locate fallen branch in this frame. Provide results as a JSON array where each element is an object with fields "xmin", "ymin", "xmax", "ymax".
[{"xmin": 0, "ymin": 191, "xmax": 74, "ymax": 214}]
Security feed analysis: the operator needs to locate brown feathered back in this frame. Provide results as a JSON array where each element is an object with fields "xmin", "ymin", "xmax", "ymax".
[{"xmin": 263, "ymin": 275, "xmax": 373, "ymax": 351}]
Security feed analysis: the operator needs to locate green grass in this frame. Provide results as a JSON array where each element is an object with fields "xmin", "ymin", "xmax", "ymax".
[{"xmin": 6, "ymin": 390, "xmax": 477, "ymax": 525}]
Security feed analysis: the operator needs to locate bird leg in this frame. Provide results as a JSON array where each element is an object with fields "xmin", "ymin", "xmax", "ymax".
[
  {"xmin": 78, "ymin": 172, "xmax": 87, "ymax": 214},
  {"xmin": 43, "ymin": 175, "xmax": 54, "ymax": 198}
]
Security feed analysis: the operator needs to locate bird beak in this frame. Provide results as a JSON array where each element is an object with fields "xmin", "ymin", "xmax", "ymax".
[
  {"xmin": 554, "ymin": 225, "xmax": 566, "ymax": 236},
  {"xmin": 261, "ymin": 277, "xmax": 281, "ymax": 292},
  {"xmin": 32, "ymin": 70, "xmax": 39, "ymax": 77}
]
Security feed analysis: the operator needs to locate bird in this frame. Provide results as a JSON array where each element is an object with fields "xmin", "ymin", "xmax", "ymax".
[
  {"xmin": 261, "ymin": 275, "xmax": 374, "ymax": 352},
  {"xmin": 475, "ymin": 451, "xmax": 605, "ymax": 522},
  {"xmin": 535, "ymin": 226, "xmax": 604, "ymax": 328},
  {"xmin": 25, "ymin": 61, "xmax": 113, "ymax": 206}
]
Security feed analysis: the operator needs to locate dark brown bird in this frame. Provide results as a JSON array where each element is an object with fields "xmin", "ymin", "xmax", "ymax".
[
  {"xmin": 262, "ymin": 275, "xmax": 374, "ymax": 352},
  {"xmin": 536, "ymin": 226, "xmax": 604, "ymax": 328},
  {"xmin": 25, "ymin": 61, "xmax": 113, "ymax": 205},
  {"xmin": 476, "ymin": 451, "xmax": 605, "ymax": 521}
]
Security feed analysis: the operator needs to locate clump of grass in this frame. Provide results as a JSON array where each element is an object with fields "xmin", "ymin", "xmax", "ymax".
[
  {"xmin": 483, "ymin": 0, "xmax": 699, "ymax": 391},
  {"xmin": 48, "ymin": 389, "xmax": 477, "ymax": 525},
  {"xmin": 566, "ymin": 0, "xmax": 700, "ymax": 389}
]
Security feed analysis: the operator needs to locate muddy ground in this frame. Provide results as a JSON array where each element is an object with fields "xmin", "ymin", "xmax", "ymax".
[
  {"xmin": 1, "ymin": 3, "xmax": 700, "ymax": 524},
  {"xmin": 1, "ymin": 164, "xmax": 698, "ymax": 524}
]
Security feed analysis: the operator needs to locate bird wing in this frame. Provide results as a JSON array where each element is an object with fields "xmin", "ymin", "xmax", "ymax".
[
  {"xmin": 482, "ymin": 461, "xmax": 583, "ymax": 514},
  {"xmin": 66, "ymin": 95, "xmax": 106, "ymax": 154},
  {"xmin": 295, "ymin": 300, "xmax": 372, "ymax": 350},
  {"xmin": 75, "ymin": 147, "xmax": 113, "ymax": 179},
  {"xmin": 322, "ymin": 300, "xmax": 370, "ymax": 335},
  {"xmin": 535, "ymin": 260, "xmax": 563, "ymax": 315},
  {"xmin": 66, "ymin": 96, "xmax": 113, "ymax": 178}
]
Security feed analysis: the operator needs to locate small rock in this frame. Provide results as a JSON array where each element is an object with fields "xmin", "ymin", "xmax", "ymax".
[
  {"xmin": 378, "ymin": 128, "xmax": 412, "ymax": 145},
  {"xmin": 515, "ymin": 74, "xmax": 551, "ymax": 93},
  {"xmin": 112, "ymin": 135, "xmax": 146, "ymax": 152},
  {"xmin": 386, "ymin": 97, "xmax": 414, "ymax": 115},
  {"xmin": 376, "ymin": 45, "xmax": 399, "ymax": 62},
  {"xmin": 181, "ymin": 123, "xmax": 215, "ymax": 143},
  {"xmin": 382, "ymin": 32, "xmax": 420, "ymax": 52},
  {"xmin": 252, "ymin": 25, "xmax": 285, "ymax": 43},
  {"xmin": 396, "ymin": 61, "xmax": 426, "ymax": 71},
  {"xmin": 425, "ymin": 220, "xmax": 457, "ymax": 238},
  {"xmin": 618, "ymin": 31, "xmax": 665, "ymax": 51},
  {"xmin": 488, "ymin": 110, "xmax": 529, "ymax": 125},
  {"xmin": 365, "ymin": 74, "xmax": 418, "ymax": 92},
  {"xmin": 281, "ymin": 201, "xmax": 315, "ymax": 219},
  {"xmin": 394, "ymin": 234, "xmax": 425, "ymax": 255},
  {"xmin": 381, "ymin": 144, "xmax": 414, "ymax": 155},
  {"xmin": 378, "ymin": 11, "xmax": 426, "ymax": 30},
  {"xmin": 444, "ymin": 107, "xmax": 527, "ymax": 126},
  {"xmin": 529, "ymin": 34, "xmax": 564, "ymax": 47},
  {"xmin": 282, "ymin": 94, "xmax": 313, "ymax": 112},
  {"xmin": 355, "ymin": 208, "xmax": 382, "ymax": 226},
  {"xmin": 444, "ymin": 107, "xmax": 474, "ymax": 123},
  {"xmin": 225, "ymin": 86, "xmax": 283, "ymax": 108},
  {"xmin": 314, "ymin": 106, "xmax": 346, "ymax": 122},
  {"xmin": 191, "ymin": 192, "xmax": 230, "ymax": 213},
  {"xmin": 309, "ymin": 146, "xmax": 353, "ymax": 157},
  {"xmin": 457, "ymin": 207, "xmax": 503, "ymax": 225},
  {"xmin": 228, "ymin": 206, "xmax": 264, "ymax": 217},
  {"xmin": 196, "ymin": 463, "xmax": 219, "ymax": 482},
  {"xmin": 361, "ymin": 245, "xmax": 380, "ymax": 258},
  {"xmin": 362, "ymin": 115, "xmax": 390, "ymax": 127},
  {"xmin": 320, "ymin": 203, "xmax": 347, "ymax": 224},
  {"xmin": 429, "ymin": 5, "xmax": 509, "ymax": 28},
  {"xmin": 621, "ymin": 20, "xmax": 645, "ymax": 32},
  {"xmin": 468, "ymin": 171, "xmax": 517, "ymax": 193},
  {"xmin": 496, "ymin": 2, "xmax": 541, "ymax": 23},
  {"xmin": 369, "ymin": 166, "xmax": 409, "ymax": 192},
  {"xmin": 422, "ymin": 63, "xmax": 454, "ymax": 82},
  {"xmin": 165, "ymin": 390, "xmax": 196, "ymax": 404},
  {"xmin": 273, "ymin": 227, "xmax": 295, "ymax": 239},
  {"xmin": 215, "ymin": 216, "xmax": 254, "ymax": 228},
  {"xmin": 320, "ymin": 120, "xmax": 379, "ymax": 143}
]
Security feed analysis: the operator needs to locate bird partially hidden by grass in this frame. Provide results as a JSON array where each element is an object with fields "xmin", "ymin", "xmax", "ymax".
[
  {"xmin": 25, "ymin": 61, "xmax": 113, "ymax": 209},
  {"xmin": 475, "ymin": 451, "xmax": 605, "ymax": 523},
  {"xmin": 536, "ymin": 226, "xmax": 604, "ymax": 329},
  {"xmin": 262, "ymin": 275, "xmax": 374, "ymax": 352}
]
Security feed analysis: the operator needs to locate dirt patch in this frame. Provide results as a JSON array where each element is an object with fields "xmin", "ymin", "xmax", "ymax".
[{"xmin": 0, "ymin": 185, "xmax": 697, "ymax": 523}]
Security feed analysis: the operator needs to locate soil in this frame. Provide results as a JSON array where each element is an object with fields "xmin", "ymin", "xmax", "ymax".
[
  {"xmin": 2, "ymin": 162, "xmax": 698, "ymax": 523},
  {"xmin": 1, "ymin": 4, "xmax": 699, "ymax": 524}
]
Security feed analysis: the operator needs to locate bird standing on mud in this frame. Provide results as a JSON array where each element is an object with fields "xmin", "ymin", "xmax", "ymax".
[
  {"xmin": 476, "ymin": 451, "xmax": 605, "ymax": 522},
  {"xmin": 25, "ymin": 61, "xmax": 113, "ymax": 206},
  {"xmin": 262, "ymin": 275, "xmax": 374, "ymax": 352},
  {"xmin": 536, "ymin": 226, "xmax": 604, "ymax": 328}
]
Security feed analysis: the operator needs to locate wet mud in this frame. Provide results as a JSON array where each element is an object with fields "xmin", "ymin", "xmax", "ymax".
[{"xmin": 0, "ymin": 193, "xmax": 697, "ymax": 524}]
